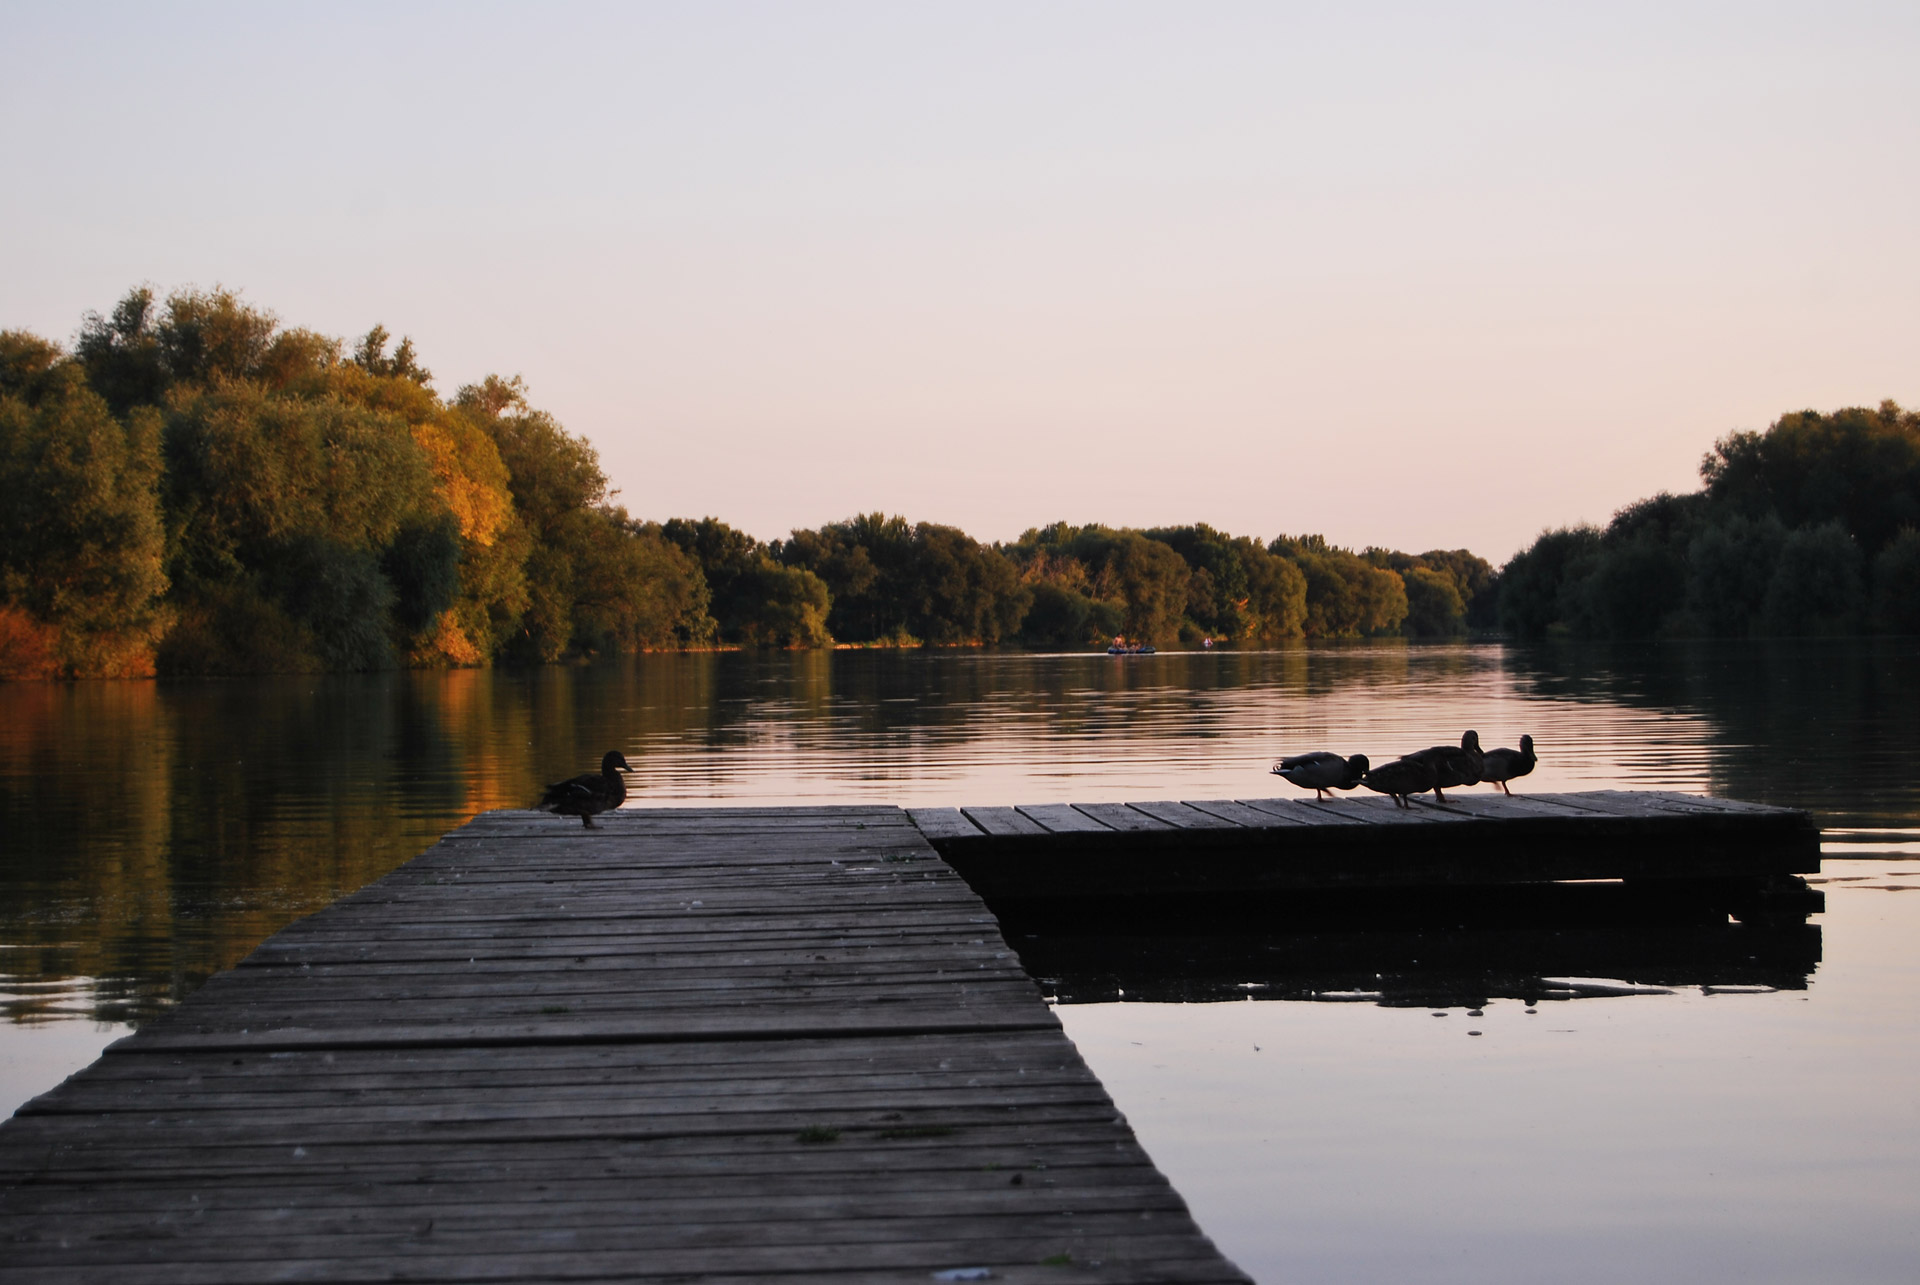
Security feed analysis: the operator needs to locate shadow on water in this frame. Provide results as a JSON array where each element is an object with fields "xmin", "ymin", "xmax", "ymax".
[{"xmin": 995, "ymin": 883, "xmax": 1822, "ymax": 1009}]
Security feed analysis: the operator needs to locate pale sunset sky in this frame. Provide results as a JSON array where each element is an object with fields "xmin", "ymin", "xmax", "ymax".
[{"xmin": 5, "ymin": 1, "xmax": 1917, "ymax": 562}]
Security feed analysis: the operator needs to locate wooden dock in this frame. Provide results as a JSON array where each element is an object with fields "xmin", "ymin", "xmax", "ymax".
[
  {"xmin": 908, "ymin": 790, "xmax": 1821, "ymax": 912},
  {"xmin": 0, "ymin": 790, "xmax": 1820, "ymax": 1282},
  {"xmin": 0, "ymin": 806, "xmax": 1250, "ymax": 1284}
]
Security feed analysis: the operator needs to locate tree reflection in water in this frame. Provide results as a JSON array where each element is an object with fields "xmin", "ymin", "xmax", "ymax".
[{"xmin": 2, "ymin": 639, "xmax": 1916, "ymax": 1033}]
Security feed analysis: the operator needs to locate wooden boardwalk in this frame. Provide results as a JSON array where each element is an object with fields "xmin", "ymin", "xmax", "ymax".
[
  {"xmin": 909, "ymin": 790, "xmax": 1821, "ymax": 907},
  {"xmin": 0, "ymin": 807, "xmax": 1249, "ymax": 1284}
]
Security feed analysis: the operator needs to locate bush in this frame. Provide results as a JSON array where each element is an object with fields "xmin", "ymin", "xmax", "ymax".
[
  {"xmin": 1497, "ymin": 527, "xmax": 1601, "ymax": 637},
  {"xmin": 1686, "ymin": 514, "xmax": 1785, "ymax": 636},
  {"xmin": 1762, "ymin": 522, "xmax": 1865, "ymax": 636},
  {"xmin": 1402, "ymin": 566, "xmax": 1467, "ymax": 637},
  {"xmin": 1872, "ymin": 529, "xmax": 1920, "ymax": 634},
  {"xmin": 0, "ymin": 359, "xmax": 169, "ymax": 675}
]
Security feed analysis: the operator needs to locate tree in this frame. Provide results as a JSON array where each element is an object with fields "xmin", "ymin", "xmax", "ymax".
[
  {"xmin": 156, "ymin": 383, "xmax": 443, "ymax": 672},
  {"xmin": 1401, "ymin": 567, "xmax": 1467, "ymax": 637},
  {"xmin": 1762, "ymin": 521, "xmax": 1865, "ymax": 636},
  {"xmin": 780, "ymin": 514, "xmax": 1028, "ymax": 644},
  {"xmin": 729, "ymin": 557, "xmax": 833, "ymax": 646},
  {"xmin": 1270, "ymin": 535, "xmax": 1407, "ymax": 638},
  {"xmin": 1144, "ymin": 525, "xmax": 1306, "ymax": 642},
  {"xmin": 1873, "ymin": 529, "xmax": 1920, "ymax": 634},
  {"xmin": 1703, "ymin": 402, "xmax": 1920, "ymax": 557},
  {"xmin": 1686, "ymin": 514, "xmax": 1786, "ymax": 636},
  {"xmin": 0, "ymin": 349, "xmax": 168, "ymax": 676},
  {"xmin": 1496, "ymin": 526, "xmax": 1601, "ymax": 637},
  {"xmin": 571, "ymin": 513, "xmax": 714, "ymax": 652},
  {"xmin": 660, "ymin": 517, "xmax": 831, "ymax": 646}
]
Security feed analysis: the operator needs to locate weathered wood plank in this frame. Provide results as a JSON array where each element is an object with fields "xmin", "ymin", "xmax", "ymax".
[
  {"xmin": 962, "ymin": 806, "xmax": 1052, "ymax": 837},
  {"xmin": 1016, "ymin": 804, "xmax": 1114, "ymax": 834},
  {"xmin": 1181, "ymin": 799, "xmax": 1294, "ymax": 828},
  {"xmin": 1231, "ymin": 796, "xmax": 1364, "ymax": 825},
  {"xmin": 1070, "ymin": 803, "xmax": 1175, "ymax": 832},
  {"xmin": 903, "ymin": 807, "xmax": 984, "ymax": 842},
  {"xmin": 1126, "ymin": 800, "xmax": 1243, "ymax": 830}
]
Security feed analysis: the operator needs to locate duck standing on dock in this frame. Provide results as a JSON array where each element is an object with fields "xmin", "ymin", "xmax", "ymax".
[
  {"xmin": 1271, "ymin": 751, "xmax": 1370, "ymax": 800},
  {"xmin": 534, "ymin": 751, "xmax": 635, "ymax": 828},
  {"xmin": 1403, "ymin": 730, "xmax": 1482, "ymax": 803},
  {"xmin": 1480, "ymin": 734, "xmax": 1537, "ymax": 795},
  {"xmin": 1358, "ymin": 754, "xmax": 1438, "ymax": 808}
]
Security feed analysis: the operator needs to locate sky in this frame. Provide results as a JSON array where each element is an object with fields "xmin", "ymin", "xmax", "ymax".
[{"xmin": 5, "ymin": 1, "xmax": 1918, "ymax": 562}]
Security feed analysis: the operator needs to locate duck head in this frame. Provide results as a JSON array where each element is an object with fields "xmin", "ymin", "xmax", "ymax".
[{"xmin": 601, "ymin": 750, "xmax": 635, "ymax": 774}]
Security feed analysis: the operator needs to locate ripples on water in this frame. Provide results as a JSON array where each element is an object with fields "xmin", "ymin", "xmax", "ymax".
[{"xmin": 3, "ymin": 639, "xmax": 1918, "ymax": 1281}]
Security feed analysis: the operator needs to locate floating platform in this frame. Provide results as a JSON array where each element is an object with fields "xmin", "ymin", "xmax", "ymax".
[
  {"xmin": 0, "ymin": 807, "xmax": 1249, "ymax": 1284},
  {"xmin": 908, "ymin": 790, "xmax": 1821, "ymax": 914}
]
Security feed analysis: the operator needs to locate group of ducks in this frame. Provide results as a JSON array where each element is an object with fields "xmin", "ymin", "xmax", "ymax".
[
  {"xmin": 1272, "ymin": 732, "xmax": 1536, "ymax": 807},
  {"xmin": 534, "ymin": 731, "xmax": 1538, "ymax": 828}
]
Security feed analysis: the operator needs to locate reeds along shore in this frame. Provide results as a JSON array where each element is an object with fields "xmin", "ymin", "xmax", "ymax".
[{"xmin": 5, "ymin": 286, "xmax": 1917, "ymax": 678}]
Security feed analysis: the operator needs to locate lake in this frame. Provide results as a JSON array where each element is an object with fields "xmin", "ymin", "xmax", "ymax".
[{"xmin": 4, "ymin": 640, "xmax": 1918, "ymax": 1282}]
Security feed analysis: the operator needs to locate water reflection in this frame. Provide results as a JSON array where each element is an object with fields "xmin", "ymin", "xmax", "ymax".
[
  {"xmin": 2, "ymin": 639, "xmax": 1917, "ymax": 1038},
  {"xmin": 1002, "ymin": 886, "xmax": 1822, "ymax": 1008}
]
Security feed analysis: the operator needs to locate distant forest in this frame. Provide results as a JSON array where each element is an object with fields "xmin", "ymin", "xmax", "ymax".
[
  {"xmin": 1502, "ymin": 401, "xmax": 1920, "ymax": 640},
  {"xmin": 1, "ymin": 287, "xmax": 1914, "ymax": 677}
]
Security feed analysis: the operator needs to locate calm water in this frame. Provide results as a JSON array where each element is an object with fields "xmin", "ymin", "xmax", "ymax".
[{"xmin": 4, "ymin": 641, "xmax": 1919, "ymax": 1281}]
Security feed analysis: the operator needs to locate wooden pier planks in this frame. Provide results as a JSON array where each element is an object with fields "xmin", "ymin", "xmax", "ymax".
[
  {"xmin": 907, "ymin": 790, "xmax": 1822, "ymax": 902},
  {"xmin": 0, "ymin": 807, "xmax": 1250, "ymax": 1285}
]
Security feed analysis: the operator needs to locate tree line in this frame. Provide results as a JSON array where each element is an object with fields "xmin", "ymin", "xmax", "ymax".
[
  {"xmin": 5, "ymin": 286, "xmax": 1911, "ymax": 677},
  {"xmin": 1500, "ymin": 401, "xmax": 1920, "ymax": 639},
  {"xmin": 0, "ymin": 287, "xmax": 1498, "ymax": 677}
]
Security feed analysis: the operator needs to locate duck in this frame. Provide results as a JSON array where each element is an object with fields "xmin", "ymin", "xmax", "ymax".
[
  {"xmin": 1406, "ymin": 730, "xmax": 1483, "ymax": 803},
  {"xmin": 1271, "ymin": 751, "xmax": 1370, "ymax": 800},
  {"xmin": 1480, "ymin": 734, "xmax": 1536, "ymax": 795},
  {"xmin": 1359, "ymin": 754, "xmax": 1438, "ymax": 808},
  {"xmin": 534, "ymin": 751, "xmax": 634, "ymax": 828}
]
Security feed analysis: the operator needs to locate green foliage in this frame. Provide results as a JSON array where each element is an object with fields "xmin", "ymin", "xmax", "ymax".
[
  {"xmin": 0, "ymin": 331, "xmax": 64, "ymax": 399},
  {"xmin": 1269, "ymin": 535, "xmax": 1408, "ymax": 638},
  {"xmin": 162, "ymin": 380, "xmax": 438, "ymax": 578},
  {"xmin": 266, "ymin": 536, "xmax": 398, "ymax": 671},
  {"xmin": 1762, "ymin": 521, "xmax": 1864, "ymax": 636},
  {"xmin": 1368, "ymin": 546, "xmax": 1494, "ymax": 637},
  {"xmin": 4, "ymin": 286, "xmax": 736, "ymax": 676},
  {"xmin": 1500, "ymin": 406, "xmax": 1919, "ymax": 639},
  {"xmin": 1582, "ymin": 541, "xmax": 1686, "ymax": 638},
  {"xmin": 1686, "ymin": 514, "xmax": 1785, "ymax": 636},
  {"xmin": 1497, "ymin": 526, "xmax": 1602, "ymax": 637},
  {"xmin": 18, "ymin": 283, "xmax": 1656, "ymax": 671},
  {"xmin": 659, "ymin": 517, "xmax": 827, "ymax": 646},
  {"xmin": 781, "ymin": 513, "xmax": 1028, "ymax": 645},
  {"xmin": 382, "ymin": 515, "xmax": 463, "ymax": 635},
  {"xmin": 1003, "ymin": 524, "xmax": 1193, "ymax": 645},
  {"xmin": 0, "ymin": 355, "xmax": 169, "ymax": 675},
  {"xmin": 1703, "ymin": 401, "xmax": 1920, "ymax": 556},
  {"xmin": 457, "ymin": 379, "xmax": 717, "ymax": 660},
  {"xmin": 350, "ymin": 326, "xmax": 433, "ymax": 385},
  {"xmin": 1401, "ymin": 566, "xmax": 1467, "ymax": 637},
  {"xmin": 1015, "ymin": 581, "xmax": 1091, "ymax": 648},
  {"xmin": 1144, "ymin": 525, "xmax": 1307, "ymax": 642},
  {"xmin": 570, "ymin": 512, "xmax": 714, "ymax": 652},
  {"xmin": 731, "ymin": 556, "xmax": 833, "ymax": 647},
  {"xmin": 1873, "ymin": 530, "xmax": 1920, "ymax": 634}
]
